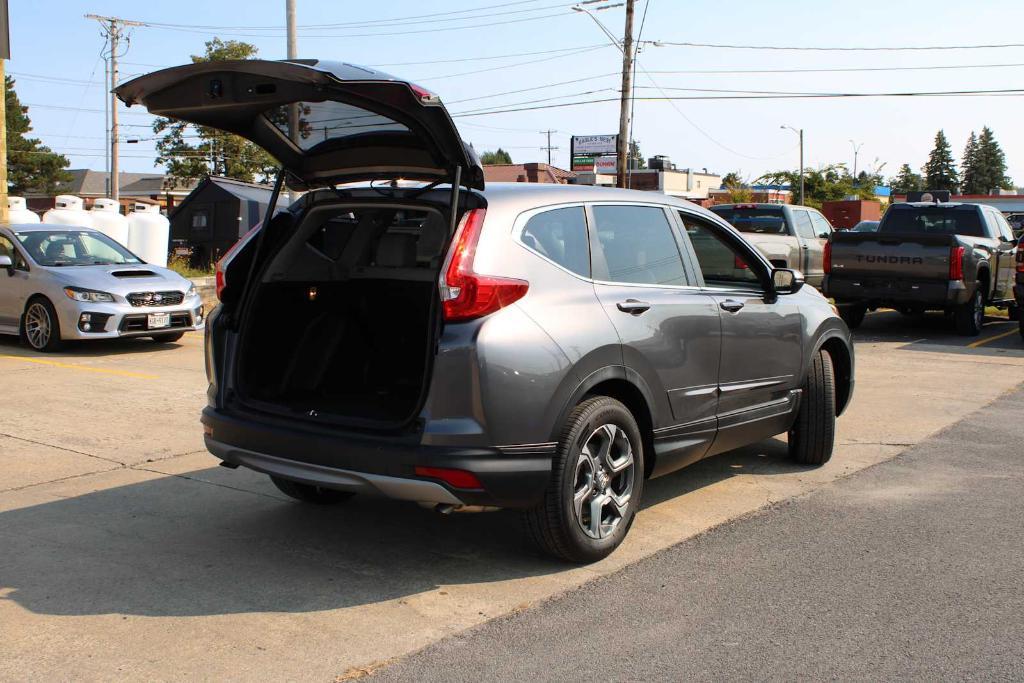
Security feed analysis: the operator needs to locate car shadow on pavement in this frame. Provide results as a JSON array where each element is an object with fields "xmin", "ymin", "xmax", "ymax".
[
  {"xmin": 854, "ymin": 310, "xmax": 1023, "ymax": 357},
  {"xmin": 0, "ymin": 437, "xmax": 804, "ymax": 618},
  {"xmin": 0, "ymin": 331, "xmax": 194, "ymax": 358}
]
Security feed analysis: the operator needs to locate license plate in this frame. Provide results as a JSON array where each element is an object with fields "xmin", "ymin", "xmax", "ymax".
[{"xmin": 148, "ymin": 313, "xmax": 171, "ymax": 329}]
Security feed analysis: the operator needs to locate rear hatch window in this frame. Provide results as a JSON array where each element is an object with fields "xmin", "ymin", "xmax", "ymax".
[
  {"xmin": 880, "ymin": 206, "xmax": 984, "ymax": 237},
  {"xmin": 710, "ymin": 207, "xmax": 787, "ymax": 234}
]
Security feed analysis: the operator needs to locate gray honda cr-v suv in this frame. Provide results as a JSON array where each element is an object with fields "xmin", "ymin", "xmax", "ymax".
[{"xmin": 118, "ymin": 59, "xmax": 854, "ymax": 562}]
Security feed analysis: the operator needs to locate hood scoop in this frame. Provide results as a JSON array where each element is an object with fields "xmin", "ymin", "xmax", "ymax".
[{"xmin": 111, "ymin": 269, "xmax": 159, "ymax": 278}]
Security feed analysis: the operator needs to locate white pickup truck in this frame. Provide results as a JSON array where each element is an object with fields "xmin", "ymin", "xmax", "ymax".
[{"xmin": 709, "ymin": 203, "xmax": 834, "ymax": 288}]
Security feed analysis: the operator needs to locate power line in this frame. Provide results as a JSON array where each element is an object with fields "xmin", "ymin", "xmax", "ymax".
[
  {"xmin": 644, "ymin": 62, "xmax": 1024, "ymax": 75},
  {"xmin": 369, "ymin": 43, "xmax": 608, "ymax": 67},
  {"xmin": 649, "ymin": 40, "xmax": 1024, "ymax": 51},
  {"xmin": 451, "ymin": 87, "xmax": 1024, "ymax": 117},
  {"xmin": 414, "ymin": 46, "xmax": 611, "ymax": 81}
]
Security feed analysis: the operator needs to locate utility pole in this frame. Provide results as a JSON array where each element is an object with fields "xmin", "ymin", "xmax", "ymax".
[
  {"xmin": 540, "ymin": 130, "xmax": 558, "ymax": 165},
  {"xmin": 87, "ymin": 14, "xmax": 143, "ymax": 203},
  {"xmin": 616, "ymin": 0, "xmax": 635, "ymax": 188},
  {"xmin": 0, "ymin": 1, "xmax": 10, "ymax": 223},
  {"xmin": 286, "ymin": 0, "xmax": 300, "ymax": 202}
]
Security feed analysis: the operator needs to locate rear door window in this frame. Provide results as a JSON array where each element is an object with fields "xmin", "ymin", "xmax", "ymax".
[
  {"xmin": 710, "ymin": 206, "xmax": 787, "ymax": 235},
  {"xmin": 879, "ymin": 207, "xmax": 985, "ymax": 237},
  {"xmin": 792, "ymin": 210, "xmax": 816, "ymax": 239},
  {"xmin": 590, "ymin": 205, "xmax": 688, "ymax": 286},
  {"xmin": 520, "ymin": 206, "xmax": 590, "ymax": 277}
]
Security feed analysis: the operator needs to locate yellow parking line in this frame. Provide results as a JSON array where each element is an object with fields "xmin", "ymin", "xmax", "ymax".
[
  {"xmin": 0, "ymin": 355, "xmax": 158, "ymax": 379},
  {"xmin": 967, "ymin": 328, "xmax": 1021, "ymax": 349}
]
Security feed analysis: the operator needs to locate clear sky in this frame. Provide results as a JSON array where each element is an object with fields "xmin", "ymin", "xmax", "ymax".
[{"xmin": 9, "ymin": 0, "xmax": 1024, "ymax": 186}]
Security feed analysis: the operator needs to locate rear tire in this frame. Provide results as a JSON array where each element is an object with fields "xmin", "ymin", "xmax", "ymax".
[
  {"xmin": 788, "ymin": 349, "xmax": 836, "ymax": 466},
  {"xmin": 270, "ymin": 476, "xmax": 356, "ymax": 504},
  {"xmin": 20, "ymin": 297, "xmax": 64, "ymax": 352},
  {"xmin": 1007, "ymin": 302, "xmax": 1020, "ymax": 322},
  {"xmin": 523, "ymin": 396, "xmax": 644, "ymax": 563},
  {"xmin": 149, "ymin": 331, "xmax": 186, "ymax": 343},
  {"xmin": 954, "ymin": 287, "xmax": 984, "ymax": 336},
  {"xmin": 1019, "ymin": 312, "xmax": 1024, "ymax": 341},
  {"xmin": 838, "ymin": 304, "xmax": 866, "ymax": 330}
]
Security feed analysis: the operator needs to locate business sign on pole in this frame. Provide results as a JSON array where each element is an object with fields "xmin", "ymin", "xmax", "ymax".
[{"xmin": 570, "ymin": 134, "xmax": 618, "ymax": 172}]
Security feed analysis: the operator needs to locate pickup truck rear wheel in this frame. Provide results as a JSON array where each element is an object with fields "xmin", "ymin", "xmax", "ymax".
[
  {"xmin": 954, "ymin": 287, "xmax": 984, "ymax": 336},
  {"xmin": 838, "ymin": 304, "xmax": 866, "ymax": 330},
  {"xmin": 270, "ymin": 476, "xmax": 355, "ymax": 504},
  {"xmin": 788, "ymin": 349, "xmax": 836, "ymax": 466},
  {"xmin": 523, "ymin": 396, "xmax": 644, "ymax": 563},
  {"xmin": 1019, "ymin": 312, "xmax": 1024, "ymax": 341}
]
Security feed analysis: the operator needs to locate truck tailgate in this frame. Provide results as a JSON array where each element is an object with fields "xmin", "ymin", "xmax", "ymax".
[{"xmin": 829, "ymin": 231, "xmax": 955, "ymax": 281}]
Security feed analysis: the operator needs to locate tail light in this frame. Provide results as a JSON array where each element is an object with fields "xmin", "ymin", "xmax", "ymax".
[
  {"xmin": 214, "ymin": 223, "xmax": 262, "ymax": 301},
  {"xmin": 733, "ymin": 254, "xmax": 749, "ymax": 270},
  {"xmin": 949, "ymin": 245, "xmax": 965, "ymax": 281},
  {"xmin": 823, "ymin": 241, "xmax": 832, "ymax": 274},
  {"xmin": 414, "ymin": 466, "xmax": 483, "ymax": 490},
  {"xmin": 1016, "ymin": 246, "xmax": 1024, "ymax": 273},
  {"xmin": 440, "ymin": 209, "xmax": 529, "ymax": 322}
]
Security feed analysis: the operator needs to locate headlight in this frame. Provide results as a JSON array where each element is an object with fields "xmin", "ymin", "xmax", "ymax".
[
  {"xmin": 64, "ymin": 287, "xmax": 115, "ymax": 303},
  {"xmin": 186, "ymin": 285, "xmax": 197, "ymax": 298}
]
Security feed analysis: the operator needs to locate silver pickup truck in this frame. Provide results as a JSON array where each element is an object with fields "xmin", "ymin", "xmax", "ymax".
[
  {"xmin": 709, "ymin": 203, "xmax": 833, "ymax": 287},
  {"xmin": 824, "ymin": 202, "xmax": 1020, "ymax": 335}
]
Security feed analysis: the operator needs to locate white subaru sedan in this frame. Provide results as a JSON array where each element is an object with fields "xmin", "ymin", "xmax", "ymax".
[{"xmin": 0, "ymin": 224, "xmax": 204, "ymax": 351}]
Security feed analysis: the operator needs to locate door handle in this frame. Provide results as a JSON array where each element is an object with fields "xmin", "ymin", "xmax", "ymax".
[
  {"xmin": 719, "ymin": 299, "xmax": 745, "ymax": 313},
  {"xmin": 616, "ymin": 299, "xmax": 651, "ymax": 315}
]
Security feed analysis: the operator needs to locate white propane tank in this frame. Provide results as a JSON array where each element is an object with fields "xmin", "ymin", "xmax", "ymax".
[
  {"xmin": 8, "ymin": 197, "xmax": 40, "ymax": 223},
  {"xmin": 43, "ymin": 195, "xmax": 93, "ymax": 227},
  {"xmin": 127, "ymin": 202, "xmax": 170, "ymax": 267},
  {"xmin": 89, "ymin": 198, "xmax": 130, "ymax": 247}
]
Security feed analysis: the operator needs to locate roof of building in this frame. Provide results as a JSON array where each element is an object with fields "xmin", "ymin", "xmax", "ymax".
[
  {"xmin": 32, "ymin": 169, "xmax": 199, "ymax": 198},
  {"xmin": 482, "ymin": 163, "xmax": 576, "ymax": 184}
]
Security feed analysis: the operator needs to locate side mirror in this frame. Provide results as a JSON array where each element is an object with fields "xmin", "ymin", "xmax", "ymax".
[
  {"xmin": 772, "ymin": 268, "xmax": 805, "ymax": 296},
  {"xmin": 0, "ymin": 254, "xmax": 12, "ymax": 275}
]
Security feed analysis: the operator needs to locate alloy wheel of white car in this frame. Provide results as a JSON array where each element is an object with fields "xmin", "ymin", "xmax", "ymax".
[{"xmin": 24, "ymin": 302, "xmax": 53, "ymax": 350}]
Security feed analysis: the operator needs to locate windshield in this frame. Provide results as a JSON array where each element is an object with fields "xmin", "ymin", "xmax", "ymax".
[
  {"xmin": 879, "ymin": 207, "xmax": 984, "ymax": 237},
  {"xmin": 852, "ymin": 221, "xmax": 880, "ymax": 232},
  {"xmin": 15, "ymin": 230, "xmax": 142, "ymax": 266},
  {"xmin": 710, "ymin": 207, "xmax": 788, "ymax": 235}
]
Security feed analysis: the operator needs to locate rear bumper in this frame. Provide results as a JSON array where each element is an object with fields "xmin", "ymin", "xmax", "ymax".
[
  {"xmin": 824, "ymin": 275, "xmax": 968, "ymax": 307},
  {"xmin": 201, "ymin": 407, "xmax": 554, "ymax": 508}
]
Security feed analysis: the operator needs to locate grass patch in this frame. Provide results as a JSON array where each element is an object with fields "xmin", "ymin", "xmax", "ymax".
[{"xmin": 167, "ymin": 255, "xmax": 215, "ymax": 280}]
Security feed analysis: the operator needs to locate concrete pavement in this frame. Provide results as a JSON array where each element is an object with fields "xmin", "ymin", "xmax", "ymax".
[
  {"xmin": 0, "ymin": 315, "xmax": 1022, "ymax": 680},
  {"xmin": 374, "ymin": 386, "xmax": 1024, "ymax": 681}
]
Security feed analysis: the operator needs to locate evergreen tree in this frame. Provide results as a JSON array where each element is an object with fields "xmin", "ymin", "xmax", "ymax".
[
  {"xmin": 961, "ymin": 131, "xmax": 980, "ymax": 194},
  {"xmin": 890, "ymin": 163, "xmax": 923, "ymax": 194},
  {"xmin": 972, "ymin": 126, "xmax": 1013, "ymax": 193},
  {"xmin": 153, "ymin": 39, "xmax": 280, "ymax": 185},
  {"xmin": 479, "ymin": 148, "xmax": 513, "ymax": 164},
  {"xmin": 922, "ymin": 130, "xmax": 959, "ymax": 193},
  {"xmin": 5, "ymin": 76, "xmax": 72, "ymax": 194}
]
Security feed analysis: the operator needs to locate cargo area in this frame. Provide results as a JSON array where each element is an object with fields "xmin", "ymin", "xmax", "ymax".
[{"xmin": 235, "ymin": 200, "xmax": 454, "ymax": 428}]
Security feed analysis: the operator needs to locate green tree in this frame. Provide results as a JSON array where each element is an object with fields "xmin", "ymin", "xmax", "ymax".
[
  {"xmin": 721, "ymin": 171, "xmax": 752, "ymax": 202},
  {"xmin": 479, "ymin": 148, "xmax": 512, "ymax": 164},
  {"xmin": 628, "ymin": 139, "xmax": 645, "ymax": 169},
  {"xmin": 5, "ymin": 76, "xmax": 72, "ymax": 194},
  {"xmin": 922, "ymin": 130, "xmax": 960, "ymax": 193},
  {"xmin": 970, "ymin": 126, "xmax": 1013, "ymax": 193},
  {"xmin": 890, "ymin": 163, "xmax": 923, "ymax": 194},
  {"xmin": 960, "ymin": 131, "xmax": 980, "ymax": 194},
  {"xmin": 153, "ymin": 38, "xmax": 279, "ymax": 185},
  {"xmin": 758, "ymin": 164, "xmax": 874, "ymax": 209}
]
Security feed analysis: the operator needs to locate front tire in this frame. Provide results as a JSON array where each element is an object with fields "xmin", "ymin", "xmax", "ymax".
[
  {"xmin": 789, "ymin": 349, "xmax": 836, "ymax": 466},
  {"xmin": 523, "ymin": 396, "xmax": 644, "ymax": 563},
  {"xmin": 954, "ymin": 286, "xmax": 984, "ymax": 336},
  {"xmin": 270, "ymin": 476, "xmax": 355, "ymax": 504},
  {"xmin": 21, "ymin": 298, "xmax": 64, "ymax": 352},
  {"xmin": 838, "ymin": 304, "xmax": 866, "ymax": 330}
]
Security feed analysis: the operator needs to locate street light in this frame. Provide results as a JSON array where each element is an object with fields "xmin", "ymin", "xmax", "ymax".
[
  {"xmin": 781, "ymin": 125, "xmax": 804, "ymax": 206},
  {"xmin": 849, "ymin": 139, "xmax": 864, "ymax": 180}
]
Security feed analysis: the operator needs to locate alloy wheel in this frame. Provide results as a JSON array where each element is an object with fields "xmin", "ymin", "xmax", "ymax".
[
  {"xmin": 572, "ymin": 423, "xmax": 636, "ymax": 539},
  {"xmin": 25, "ymin": 303, "xmax": 52, "ymax": 350}
]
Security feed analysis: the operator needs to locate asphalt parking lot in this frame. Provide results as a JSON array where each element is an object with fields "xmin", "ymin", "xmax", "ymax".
[{"xmin": 1, "ymin": 314, "xmax": 1022, "ymax": 680}]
